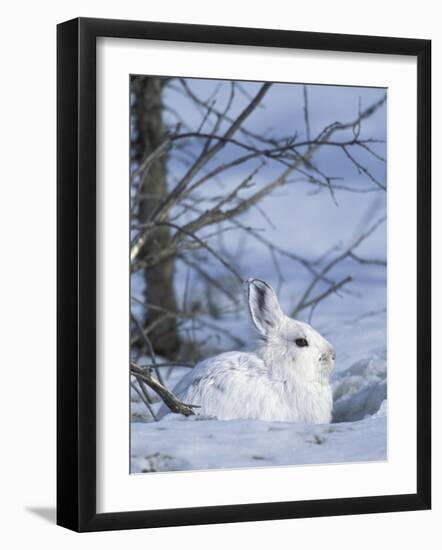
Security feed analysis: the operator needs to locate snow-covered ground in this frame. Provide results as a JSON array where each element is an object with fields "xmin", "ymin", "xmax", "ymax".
[{"xmin": 131, "ymin": 414, "xmax": 386, "ymax": 473}]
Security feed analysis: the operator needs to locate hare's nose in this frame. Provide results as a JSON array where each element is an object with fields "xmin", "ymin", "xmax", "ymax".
[{"xmin": 320, "ymin": 349, "xmax": 336, "ymax": 362}]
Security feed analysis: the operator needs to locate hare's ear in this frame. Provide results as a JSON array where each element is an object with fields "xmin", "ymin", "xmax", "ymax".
[{"xmin": 246, "ymin": 279, "xmax": 284, "ymax": 336}]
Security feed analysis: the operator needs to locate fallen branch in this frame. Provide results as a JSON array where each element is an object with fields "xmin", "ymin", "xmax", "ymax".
[{"xmin": 130, "ymin": 362, "xmax": 200, "ymax": 417}]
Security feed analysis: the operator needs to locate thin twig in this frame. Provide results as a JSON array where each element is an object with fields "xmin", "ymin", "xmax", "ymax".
[
  {"xmin": 130, "ymin": 381, "xmax": 158, "ymax": 421},
  {"xmin": 297, "ymin": 276, "xmax": 353, "ymax": 314},
  {"xmin": 349, "ymin": 252, "xmax": 386, "ymax": 266},
  {"xmin": 130, "ymin": 312, "xmax": 165, "ymax": 386},
  {"xmin": 158, "ymin": 221, "xmax": 243, "ymax": 283},
  {"xmin": 303, "ymin": 85, "xmax": 311, "ymax": 143}
]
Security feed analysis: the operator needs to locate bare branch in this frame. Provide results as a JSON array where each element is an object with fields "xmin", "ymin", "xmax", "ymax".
[
  {"xmin": 341, "ymin": 145, "xmax": 386, "ymax": 190},
  {"xmin": 130, "ymin": 381, "xmax": 158, "ymax": 421},
  {"xmin": 130, "ymin": 138, "xmax": 172, "ymax": 182},
  {"xmin": 303, "ymin": 85, "xmax": 311, "ymax": 143},
  {"xmin": 152, "ymin": 83, "xmax": 272, "ymax": 221},
  {"xmin": 179, "ymin": 255, "xmax": 238, "ymax": 304},
  {"xmin": 138, "ymin": 302, "xmax": 246, "ymax": 348},
  {"xmin": 144, "ymin": 361, "xmax": 195, "ymax": 369},
  {"xmin": 131, "ymin": 312, "xmax": 165, "ymax": 386},
  {"xmin": 296, "ymin": 276, "xmax": 353, "ymax": 314},
  {"xmin": 130, "ymin": 363, "xmax": 200, "ymax": 416},
  {"xmin": 356, "ymin": 141, "xmax": 386, "ymax": 163},
  {"xmin": 158, "ymin": 221, "xmax": 243, "ymax": 283},
  {"xmin": 348, "ymin": 252, "xmax": 386, "ymax": 266},
  {"xmin": 292, "ymin": 216, "xmax": 386, "ymax": 316}
]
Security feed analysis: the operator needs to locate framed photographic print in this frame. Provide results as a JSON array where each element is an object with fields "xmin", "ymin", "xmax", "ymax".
[{"xmin": 57, "ymin": 17, "xmax": 431, "ymax": 532}]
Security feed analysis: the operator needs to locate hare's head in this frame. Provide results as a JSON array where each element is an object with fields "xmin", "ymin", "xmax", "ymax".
[{"xmin": 246, "ymin": 279, "xmax": 335, "ymax": 382}]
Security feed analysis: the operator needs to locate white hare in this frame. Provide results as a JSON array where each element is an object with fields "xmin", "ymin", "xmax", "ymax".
[{"xmin": 158, "ymin": 279, "xmax": 335, "ymax": 423}]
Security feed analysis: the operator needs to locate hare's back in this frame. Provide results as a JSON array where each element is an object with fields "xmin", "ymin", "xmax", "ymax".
[
  {"xmin": 157, "ymin": 351, "xmax": 266, "ymax": 419},
  {"xmin": 174, "ymin": 351, "xmax": 266, "ymax": 396}
]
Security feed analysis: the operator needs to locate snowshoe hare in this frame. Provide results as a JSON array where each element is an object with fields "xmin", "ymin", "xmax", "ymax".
[{"xmin": 158, "ymin": 279, "xmax": 335, "ymax": 423}]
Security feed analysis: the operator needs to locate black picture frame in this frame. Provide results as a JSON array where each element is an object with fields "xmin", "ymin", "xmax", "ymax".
[{"xmin": 57, "ymin": 17, "xmax": 431, "ymax": 532}]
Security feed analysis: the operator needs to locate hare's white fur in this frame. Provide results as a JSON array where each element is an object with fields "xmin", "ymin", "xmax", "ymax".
[{"xmin": 158, "ymin": 279, "xmax": 335, "ymax": 423}]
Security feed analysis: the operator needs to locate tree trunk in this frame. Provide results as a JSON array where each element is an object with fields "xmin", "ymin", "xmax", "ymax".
[{"xmin": 131, "ymin": 76, "xmax": 180, "ymax": 359}]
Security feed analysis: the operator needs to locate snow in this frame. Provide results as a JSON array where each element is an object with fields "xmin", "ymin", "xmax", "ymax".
[
  {"xmin": 131, "ymin": 413, "xmax": 386, "ymax": 474},
  {"xmin": 333, "ymin": 356, "xmax": 387, "ymax": 423}
]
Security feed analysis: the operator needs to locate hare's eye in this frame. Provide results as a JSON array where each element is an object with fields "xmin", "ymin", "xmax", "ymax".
[{"xmin": 295, "ymin": 338, "xmax": 309, "ymax": 347}]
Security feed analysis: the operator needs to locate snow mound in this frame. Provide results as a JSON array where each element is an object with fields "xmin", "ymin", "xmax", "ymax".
[{"xmin": 332, "ymin": 356, "xmax": 387, "ymax": 423}]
